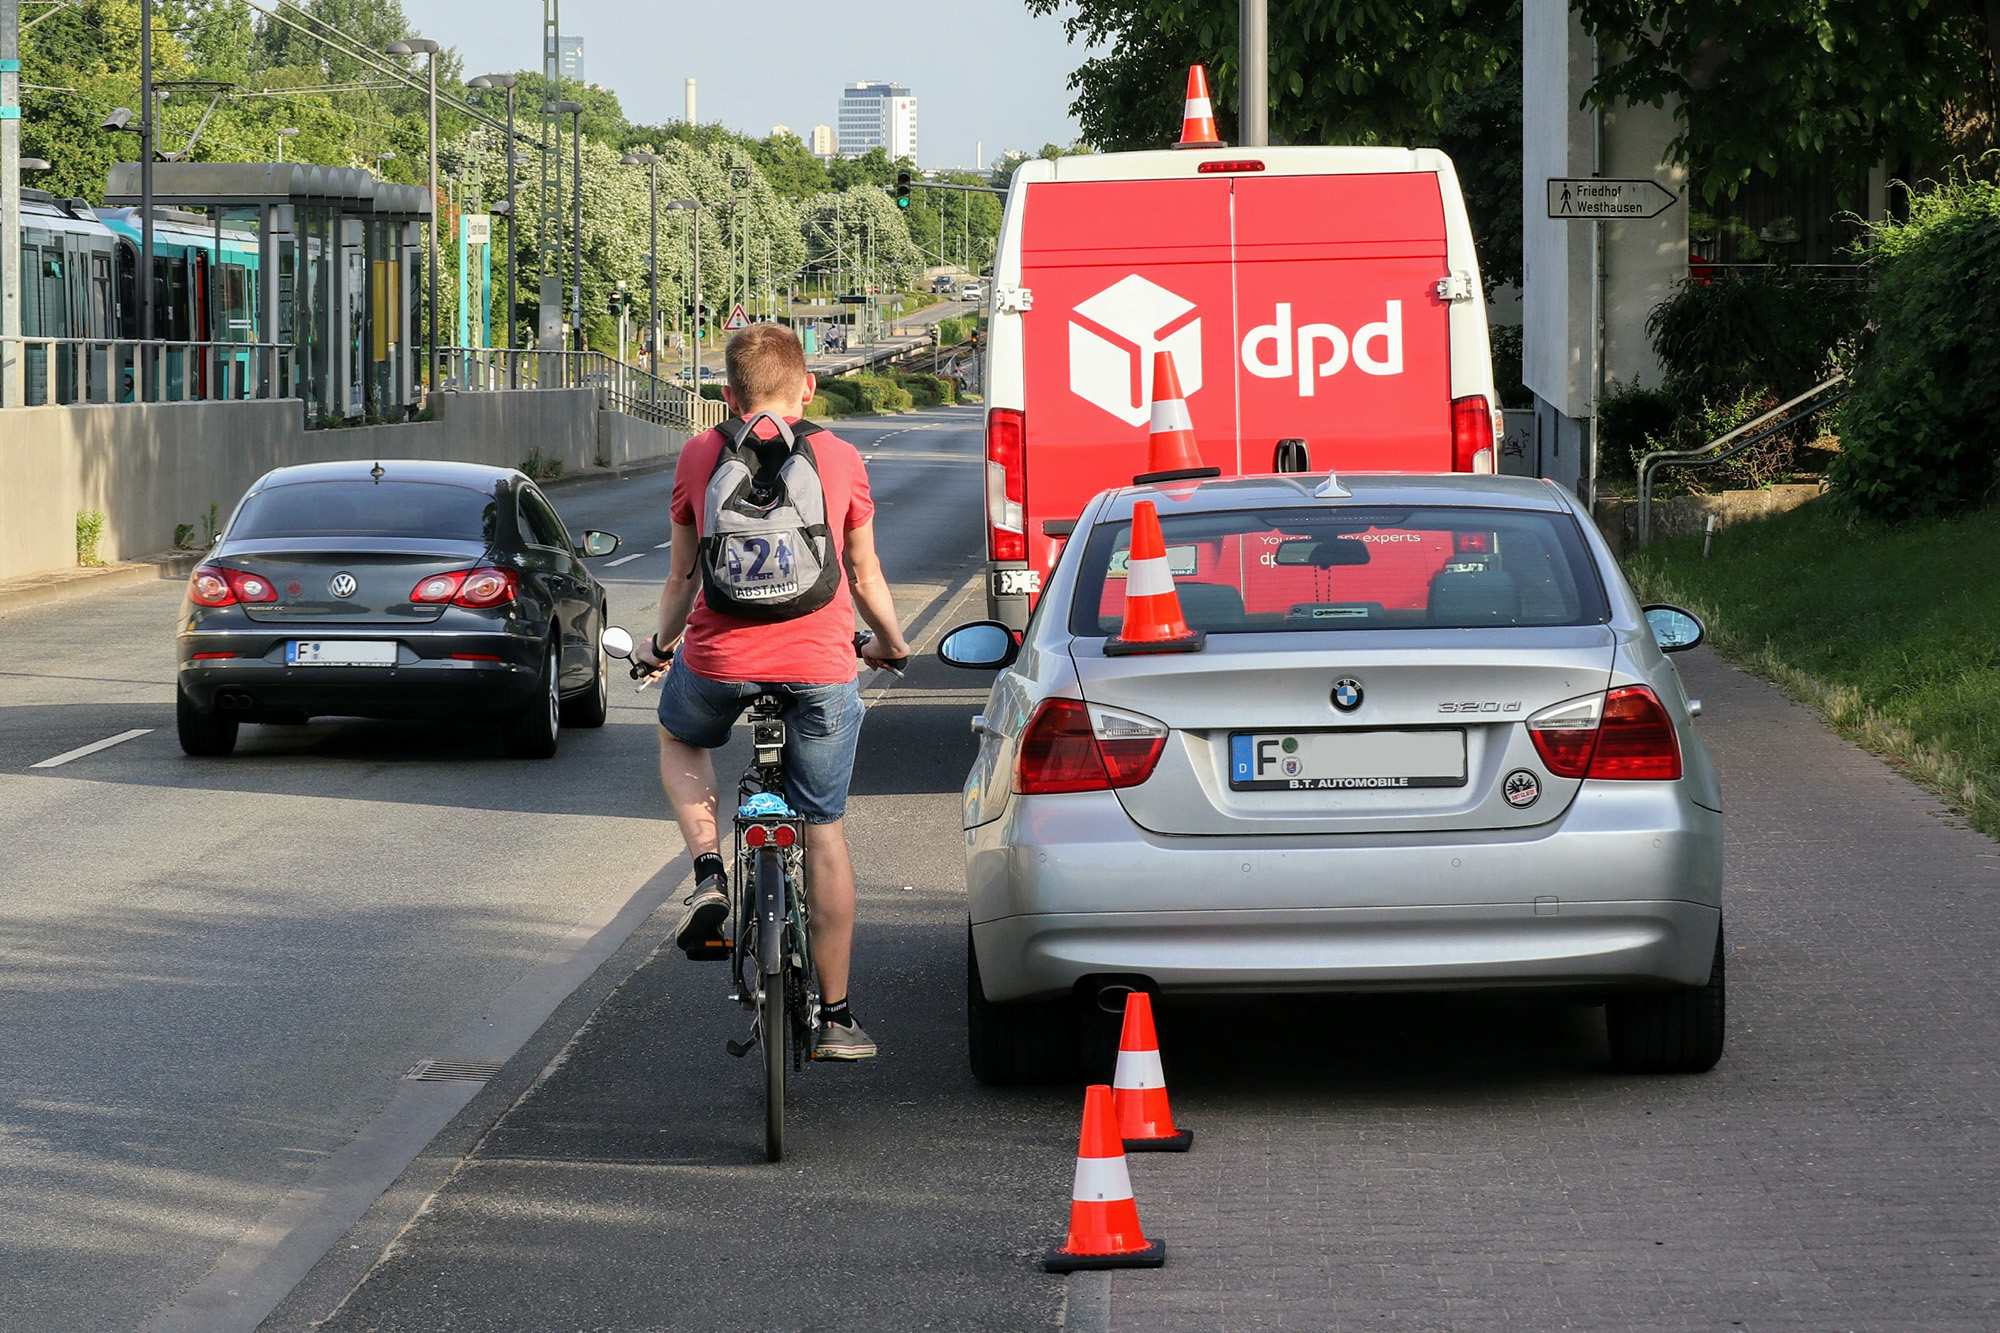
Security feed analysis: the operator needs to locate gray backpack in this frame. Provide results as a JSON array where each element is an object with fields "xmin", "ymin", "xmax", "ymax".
[{"xmin": 696, "ymin": 412, "xmax": 841, "ymax": 622}]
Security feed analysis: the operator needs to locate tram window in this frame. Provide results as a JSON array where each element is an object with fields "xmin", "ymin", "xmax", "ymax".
[
  {"xmin": 222, "ymin": 264, "xmax": 252, "ymax": 339},
  {"xmin": 21, "ymin": 245, "xmax": 42, "ymax": 333},
  {"xmin": 92, "ymin": 255, "xmax": 114, "ymax": 339},
  {"xmin": 117, "ymin": 244, "xmax": 138, "ymax": 338}
]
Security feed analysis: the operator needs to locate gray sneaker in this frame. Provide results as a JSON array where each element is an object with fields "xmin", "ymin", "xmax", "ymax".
[
  {"xmin": 813, "ymin": 1017, "xmax": 879, "ymax": 1061},
  {"xmin": 674, "ymin": 877, "xmax": 729, "ymax": 957}
]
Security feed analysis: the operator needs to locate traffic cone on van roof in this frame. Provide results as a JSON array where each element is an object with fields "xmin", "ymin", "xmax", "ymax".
[
  {"xmin": 1135, "ymin": 350, "xmax": 1221, "ymax": 486},
  {"xmin": 1105, "ymin": 500, "xmax": 1206, "ymax": 657},
  {"xmin": 1174, "ymin": 65, "xmax": 1224, "ymax": 149},
  {"xmin": 1113, "ymin": 991, "xmax": 1193, "ymax": 1151},
  {"xmin": 1044, "ymin": 1084, "xmax": 1168, "ymax": 1271}
]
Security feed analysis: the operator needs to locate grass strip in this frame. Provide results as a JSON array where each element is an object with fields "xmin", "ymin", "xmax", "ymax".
[{"xmin": 1623, "ymin": 497, "xmax": 2000, "ymax": 838}]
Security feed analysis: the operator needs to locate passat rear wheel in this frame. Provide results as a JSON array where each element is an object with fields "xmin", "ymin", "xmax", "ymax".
[
  {"xmin": 561, "ymin": 617, "xmax": 609, "ymax": 729},
  {"xmin": 502, "ymin": 643, "xmax": 561, "ymax": 759},
  {"xmin": 967, "ymin": 923, "xmax": 1077, "ymax": 1085},
  {"xmin": 1607, "ymin": 919, "xmax": 1726, "ymax": 1074},
  {"xmin": 176, "ymin": 685, "xmax": 238, "ymax": 757}
]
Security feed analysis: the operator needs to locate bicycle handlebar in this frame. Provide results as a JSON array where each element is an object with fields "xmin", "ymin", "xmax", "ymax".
[{"xmin": 621, "ymin": 630, "xmax": 907, "ymax": 686}]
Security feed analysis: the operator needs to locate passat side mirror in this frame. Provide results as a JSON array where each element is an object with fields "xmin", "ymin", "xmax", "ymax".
[
  {"xmin": 579, "ymin": 529, "xmax": 621, "ymax": 557},
  {"xmin": 1642, "ymin": 604, "xmax": 1706, "ymax": 653},
  {"xmin": 937, "ymin": 621, "xmax": 1019, "ymax": 670}
]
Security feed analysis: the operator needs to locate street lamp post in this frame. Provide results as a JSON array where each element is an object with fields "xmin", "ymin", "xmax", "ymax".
[
  {"xmin": 386, "ymin": 36, "xmax": 441, "ymax": 393},
  {"xmin": 469, "ymin": 75, "xmax": 519, "ymax": 355},
  {"xmin": 275, "ymin": 126, "xmax": 299, "ymax": 162},
  {"xmin": 544, "ymin": 100, "xmax": 583, "ymax": 344},
  {"xmin": 619, "ymin": 151, "xmax": 660, "ymax": 370},
  {"xmin": 665, "ymin": 199, "xmax": 705, "ymax": 383}
]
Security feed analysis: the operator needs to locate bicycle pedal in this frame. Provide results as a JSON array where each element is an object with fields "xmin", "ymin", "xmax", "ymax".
[
  {"xmin": 682, "ymin": 939, "xmax": 731, "ymax": 961},
  {"xmin": 725, "ymin": 1035, "xmax": 757, "ymax": 1058}
]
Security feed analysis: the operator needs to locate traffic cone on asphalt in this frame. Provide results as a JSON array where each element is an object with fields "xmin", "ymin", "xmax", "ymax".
[
  {"xmin": 1106, "ymin": 501, "xmax": 1206, "ymax": 657},
  {"xmin": 1133, "ymin": 351, "xmax": 1219, "ymax": 485},
  {"xmin": 1174, "ymin": 65, "xmax": 1224, "ymax": 149},
  {"xmin": 1045, "ymin": 1084, "xmax": 1168, "ymax": 1272},
  {"xmin": 1113, "ymin": 992, "xmax": 1193, "ymax": 1152}
]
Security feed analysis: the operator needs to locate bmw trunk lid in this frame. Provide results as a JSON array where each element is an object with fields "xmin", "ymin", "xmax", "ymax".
[{"xmin": 1069, "ymin": 629, "xmax": 1616, "ymax": 835}]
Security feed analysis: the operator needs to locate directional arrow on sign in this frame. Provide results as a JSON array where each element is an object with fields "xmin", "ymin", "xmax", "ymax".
[{"xmin": 1546, "ymin": 178, "xmax": 1680, "ymax": 220}]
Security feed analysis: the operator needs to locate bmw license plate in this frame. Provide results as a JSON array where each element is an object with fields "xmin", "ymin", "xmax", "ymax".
[
  {"xmin": 1230, "ymin": 729, "xmax": 1466, "ymax": 791},
  {"xmin": 286, "ymin": 640, "xmax": 397, "ymax": 666}
]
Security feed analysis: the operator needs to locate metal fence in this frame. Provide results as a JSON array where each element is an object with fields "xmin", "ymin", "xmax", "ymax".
[
  {"xmin": 1, "ymin": 336, "xmax": 296, "ymax": 409},
  {"xmin": 441, "ymin": 347, "xmax": 728, "ymax": 435}
]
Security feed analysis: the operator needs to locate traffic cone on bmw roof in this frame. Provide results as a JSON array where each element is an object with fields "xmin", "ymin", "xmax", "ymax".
[
  {"xmin": 1134, "ymin": 351, "xmax": 1219, "ymax": 485},
  {"xmin": 1105, "ymin": 500, "xmax": 1206, "ymax": 657},
  {"xmin": 1173, "ymin": 65, "xmax": 1224, "ymax": 149},
  {"xmin": 1045, "ymin": 1084, "xmax": 1167, "ymax": 1272},
  {"xmin": 1113, "ymin": 991, "xmax": 1193, "ymax": 1152}
]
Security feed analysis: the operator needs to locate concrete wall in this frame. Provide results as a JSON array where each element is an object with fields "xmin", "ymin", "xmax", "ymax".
[
  {"xmin": 1593, "ymin": 484, "xmax": 1823, "ymax": 559},
  {"xmin": 1, "ymin": 391, "xmax": 690, "ymax": 583}
]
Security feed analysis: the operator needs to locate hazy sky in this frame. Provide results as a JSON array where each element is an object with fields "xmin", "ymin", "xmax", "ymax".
[{"xmin": 399, "ymin": 0, "xmax": 1096, "ymax": 168}]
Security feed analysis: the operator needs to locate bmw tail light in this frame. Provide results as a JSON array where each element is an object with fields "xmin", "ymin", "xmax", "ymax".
[
  {"xmin": 412, "ymin": 571, "xmax": 468, "ymax": 604},
  {"xmin": 985, "ymin": 407, "xmax": 1027, "ymax": 563},
  {"xmin": 1526, "ymin": 692, "xmax": 1603, "ymax": 778},
  {"xmin": 1015, "ymin": 699, "xmax": 1170, "ymax": 794},
  {"xmin": 1452, "ymin": 394, "xmax": 1498, "ymax": 474},
  {"xmin": 1091, "ymin": 704, "xmax": 1169, "ymax": 788},
  {"xmin": 451, "ymin": 567, "xmax": 519, "ymax": 608},
  {"xmin": 1588, "ymin": 685, "xmax": 1683, "ymax": 780},
  {"xmin": 189, "ymin": 566, "xmax": 236, "ymax": 607}
]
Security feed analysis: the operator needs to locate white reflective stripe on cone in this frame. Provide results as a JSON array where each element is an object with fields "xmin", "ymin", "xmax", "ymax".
[
  {"xmin": 1184, "ymin": 97, "xmax": 1213, "ymax": 118},
  {"xmin": 1071, "ymin": 1152, "xmax": 1136, "ymax": 1203},
  {"xmin": 1124, "ymin": 557, "xmax": 1176, "ymax": 600},
  {"xmin": 1150, "ymin": 397, "xmax": 1194, "ymax": 434},
  {"xmin": 1113, "ymin": 1045, "xmax": 1165, "ymax": 1091}
]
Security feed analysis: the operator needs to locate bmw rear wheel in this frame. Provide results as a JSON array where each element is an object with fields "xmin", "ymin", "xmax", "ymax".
[
  {"xmin": 1607, "ymin": 919, "xmax": 1726, "ymax": 1074},
  {"xmin": 176, "ymin": 685, "xmax": 238, "ymax": 757},
  {"xmin": 966, "ymin": 923, "xmax": 1077, "ymax": 1085},
  {"xmin": 502, "ymin": 643, "xmax": 561, "ymax": 759}
]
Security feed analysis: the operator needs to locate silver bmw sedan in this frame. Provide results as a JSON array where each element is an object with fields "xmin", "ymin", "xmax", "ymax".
[{"xmin": 939, "ymin": 472, "xmax": 1723, "ymax": 1084}]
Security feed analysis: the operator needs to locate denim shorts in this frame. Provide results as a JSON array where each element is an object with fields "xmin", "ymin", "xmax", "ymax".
[{"xmin": 655, "ymin": 662, "xmax": 865, "ymax": 824}]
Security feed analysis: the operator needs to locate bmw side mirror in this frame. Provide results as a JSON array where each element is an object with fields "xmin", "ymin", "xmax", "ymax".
[
  {"xmin": 579, "ymin": 529, "xmax": 620, "ymax": 557},
  {"xmin": 1643, "ymin": 604, "xmax": 1705, "ymax": 653},
  {"xmin": 937, "ymin": 621, "xmax": 1019, "ymax": 670}
]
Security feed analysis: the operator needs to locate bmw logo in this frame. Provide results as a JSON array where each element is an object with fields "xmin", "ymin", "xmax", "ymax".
[
  {"xmin": 1331, "ymin": 678, "xmax": 1363, "ymax": 712},
  {"xmin": 329, "ymin": 572, "xmax": 358, "ymax": 598},
  {"xmin": 1503, "ymin": 769, "xmax": 1542, "ymax": 808}
]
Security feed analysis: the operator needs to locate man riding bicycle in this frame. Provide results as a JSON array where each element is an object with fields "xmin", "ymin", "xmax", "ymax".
[{"xmin": 636, "ymin": 323, "xmax": 911, "ymax": 1061}]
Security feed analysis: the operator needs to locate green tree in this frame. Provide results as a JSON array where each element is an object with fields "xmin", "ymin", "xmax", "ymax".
[{"xmin": 749, "ymin": 129, "xmax": 832, "ymax": 199}]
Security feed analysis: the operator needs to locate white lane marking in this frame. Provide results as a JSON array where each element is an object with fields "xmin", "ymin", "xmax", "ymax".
[
  {"xmin": 653, "ymin": 541, "xmax": 672, "ymax": 549},
  {"xmin": 606, "ymin": 553, "xmax": 646, "ymax": 567},
  {"xmin": 31, "ymin": 728, "xmax": 152, "ymax": 769}
]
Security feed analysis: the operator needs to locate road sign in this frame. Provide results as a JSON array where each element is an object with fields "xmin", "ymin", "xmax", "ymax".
[
  {"xmin": 836, "ymin": 294, "xmax": 868, "ymax": 305},
  {"xmin": 461, "ymin": 213, "xmax": 491, "ymax": 244},
  {"xmin": 722, "ymin": 303, "xmax": 749, "ymax": 331},
  {"xmin": 1546, "ymin": 178, "xmax": 1678, "ymax": 220}
]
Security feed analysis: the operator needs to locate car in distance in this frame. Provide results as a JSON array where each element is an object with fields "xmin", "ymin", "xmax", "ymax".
[
  {"xmin": 939, "ymin": 472, "xmax": 1724, "ymax": 1083},
  {"xmin": 175, "ymin": 460, "xmax": 621, "ymax": 759},
  {"xmin": 960, "ymin": 282, "xmax": 985, "ymax": 303},
  {"xmin": 932, "ymin": 275, "xmax": 959, "ymax": 295}
]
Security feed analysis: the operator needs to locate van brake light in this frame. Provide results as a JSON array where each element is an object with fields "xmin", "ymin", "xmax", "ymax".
[
  {"xmin": 986, "ymin": 408, "xmax": 1027, "ymax": 563},
  {"xmin": 1452, "ymin": 394, "xmax": 1498, "ymax": 474}
]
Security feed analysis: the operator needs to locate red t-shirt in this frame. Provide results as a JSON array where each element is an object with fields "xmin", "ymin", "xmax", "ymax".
[{"xmin": 670, "ymin": 417, "xmax": 875, "ymax": 684}]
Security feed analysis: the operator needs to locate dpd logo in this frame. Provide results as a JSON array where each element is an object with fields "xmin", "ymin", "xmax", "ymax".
[{"xmin": 1067, "ymin": 275, "xmax": 1202, "ymax": 426}]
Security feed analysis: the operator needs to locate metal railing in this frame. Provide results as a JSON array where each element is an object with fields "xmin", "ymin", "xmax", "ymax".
[
  {"xmin": 1, "ymin": 336, "xmax": 297, "ymax": 409},
  {"xmin": 440, "ymin": 346, "xmax": 728, "ymax": 434},
  {"xmin": 1636, "ymin": 373, "xmax": 1847, "ymax": 549}
]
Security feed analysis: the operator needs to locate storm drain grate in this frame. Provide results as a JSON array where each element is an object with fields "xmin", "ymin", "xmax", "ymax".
[{"xmin": 402, "ymin": 1059, "xmax": 505, "ymax": 1083}]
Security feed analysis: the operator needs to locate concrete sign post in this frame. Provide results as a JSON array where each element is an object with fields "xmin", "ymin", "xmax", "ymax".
[{"xmin": 1546, "ymin": 178, "xmax": 1679, "ymax": 220}]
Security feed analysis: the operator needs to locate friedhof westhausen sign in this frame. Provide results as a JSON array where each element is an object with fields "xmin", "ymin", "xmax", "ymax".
[{"xmin": 1546, "ymin": 178, "xmax": 1679, "ymax": 220}]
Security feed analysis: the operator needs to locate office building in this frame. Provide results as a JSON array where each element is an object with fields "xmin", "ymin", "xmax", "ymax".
[
  {"xmin": 558, "ymin": 35, "xmax": 584, "ymax": 83},
  {"xmin": 810, "ymin": 124, "xmax": 837, "ymax": 159},
  {"xmin": 838, "ymin": 82, "xmax": 916, "ymax": 161}
]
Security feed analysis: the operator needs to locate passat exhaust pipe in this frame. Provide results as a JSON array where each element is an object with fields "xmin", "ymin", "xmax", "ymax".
[{"xmin": 215, "ymin": 691, "xmax": 256, "ymax": 711}]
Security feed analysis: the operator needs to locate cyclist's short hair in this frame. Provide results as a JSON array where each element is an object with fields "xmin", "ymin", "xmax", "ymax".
[{"xmin": 725, "ymin": 323, "xmax": 809, "ymax": 408}]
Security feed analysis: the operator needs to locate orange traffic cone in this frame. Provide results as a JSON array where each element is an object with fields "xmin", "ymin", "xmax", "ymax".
[
  {"xmin": 1045, "ymin": 1084, "xmax": 1167, "ymax": 1272},
  {"xmin": 1173, "ymin": 65, "xmax": 1224, "ymax": 149},
  {"xmin": 1113, "ymin": 992, "xmax": 1193, "ymax": 1152},
  {"xmin": 1134, "ymin": 350, "xmax": 1220, "ymax": 485},
  {"xmin": 1106, "ymin": 501, "xmax": 1206, "ymax": 657}
]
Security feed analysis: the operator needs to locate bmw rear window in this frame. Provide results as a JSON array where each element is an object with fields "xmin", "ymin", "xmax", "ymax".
[
  {"xmin": 230, "ymin": 481, "xmax": 500, "ymax": 543},
  {"xmin": 1068, "ymin": 505, "xmax": 1609, "ymax": 636}
]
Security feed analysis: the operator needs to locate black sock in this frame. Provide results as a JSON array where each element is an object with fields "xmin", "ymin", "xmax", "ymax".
[
  {"xmin": 693, "ymin": 852, "xmax": 725, "ymax": 889},
  {"xmin": 820, "ymin": 997, "xmax": 853, "ymax": 1028}
]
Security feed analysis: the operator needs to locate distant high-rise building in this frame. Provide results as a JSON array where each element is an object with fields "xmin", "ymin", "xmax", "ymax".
[
  {"xmin": 810, "ymin": 124, "xmax": 837, "ymax": 159},
  {"xmin": 771, "ymin": 124, "xmax": 792, "ymax": 139},
  {"xmin": 558, "ymin": 35, "xmax": 584, "ymax": 83},
  {"xmin": 838, "ymin": 82, "xmax": 916, "ymax": 162}
]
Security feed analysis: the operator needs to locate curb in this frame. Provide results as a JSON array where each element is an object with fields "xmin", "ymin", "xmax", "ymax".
[{"xmin": 0, "ymin": 551, "xmax": 200, "ymax": 617}]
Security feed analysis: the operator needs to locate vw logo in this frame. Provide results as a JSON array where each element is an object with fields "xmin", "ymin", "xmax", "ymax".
[
  {"xmin": 328, "ymin": 573, "xmax": 358, "ymax": 599},
  {"xmin": 1331, "ymin": 678, "xmax": 1364, "ymax": 712}
]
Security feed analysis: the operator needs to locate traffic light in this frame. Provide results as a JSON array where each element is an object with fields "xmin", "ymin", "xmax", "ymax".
[{"xmin": 894, "ymin": 170, "xmax": 912, "ymax": 210}]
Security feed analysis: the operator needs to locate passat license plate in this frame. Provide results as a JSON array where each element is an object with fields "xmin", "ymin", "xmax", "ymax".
[
  {"xmin": 286, "ymin": 640, "xmax": 397, "ymax": 667},
  {"xmin": 1229, "ymin": 729, "xmax": 1466, "ymax": 791}
]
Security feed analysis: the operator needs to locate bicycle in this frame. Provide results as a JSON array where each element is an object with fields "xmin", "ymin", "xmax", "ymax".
[{"xmin": 604, "ymin": 625, "xmax": 903, "ymax": 1162}]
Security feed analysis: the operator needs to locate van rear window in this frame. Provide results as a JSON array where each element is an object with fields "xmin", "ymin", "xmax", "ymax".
[
  {"xmin": 1068, "ymin": 506, "xmax": 1608, "ymax": 635},
  {"xmin": 231, "ymin": 481, "xmax": 499, "ymax": 543}
]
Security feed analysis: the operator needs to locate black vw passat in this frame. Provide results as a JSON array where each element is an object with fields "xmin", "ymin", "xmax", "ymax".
[{"xmin": 175, "ymin": 460, "xmax": 621, "ymax": 759}]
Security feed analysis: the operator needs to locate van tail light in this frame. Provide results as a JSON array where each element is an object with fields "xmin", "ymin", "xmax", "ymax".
[
  {"xmin": 189, "ymin": 565, "xmax": 276, "ymax": 606},
  {"xmin": 1527, "ymin": 685, "xmax": 1682, "ymax": 781},
  {"xmin": 1452, "ymin": 394, "xmax": 1498, "ymax": 474},
  {"xmin": 985, "ymin": 407, "xmax": 1027, "ymax": 563},
  {"xmin": 449, "ymin": 568, "xmax": 519, "ymax": 608},
  {"xmin": 1015, "ymin": 699, "xmax": 1169, "ymax": 794}
]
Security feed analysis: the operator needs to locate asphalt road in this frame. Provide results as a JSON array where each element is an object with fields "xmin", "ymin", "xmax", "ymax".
[{"xmin": 0, "ymin": 406, "xmax": 986, "ymax": 1333}]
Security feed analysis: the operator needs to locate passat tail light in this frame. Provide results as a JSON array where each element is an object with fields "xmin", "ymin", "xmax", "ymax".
[
  {"xmin": 450, "ymin": 567, "xmax": 519, "ymax": 608},
  {"xmin": 1526, "ymin": 686, "xmax": 1682, "ymax": 781},
  {"xmin": 1452, "ymin": 394, "xmax": 1499, "ymax": 474},
  {"xmin": 189, "ymin": 565, "xmax": 276, "ymax": 606},
  {"xmin": 985, "ymin": 407, "xmax": 1027, "ymax": 563},
  {"xmin": 412, "ymin": 571, "xmax": 468, "ymax": 603},
  {"xmin": 1014, "ymin": 699, "xmax": 1169, "ymax": 794}
]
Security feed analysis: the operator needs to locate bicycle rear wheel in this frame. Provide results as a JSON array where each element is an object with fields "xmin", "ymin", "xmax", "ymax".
[{"xmin": 754, "ymin": 844, "xmax": 787, "ymax": 1162}]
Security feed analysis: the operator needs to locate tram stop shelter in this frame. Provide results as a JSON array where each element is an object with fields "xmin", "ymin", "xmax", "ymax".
[{"xmin": 106, "ymin": 162, "xmax": 431, "ymax": 424}]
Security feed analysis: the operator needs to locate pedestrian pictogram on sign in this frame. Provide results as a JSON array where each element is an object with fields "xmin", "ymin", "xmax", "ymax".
[{"xmin": 723, "ymin": 304, "xmax": 750, "ymax": 331}]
